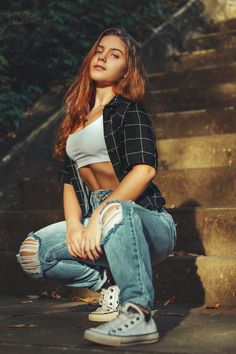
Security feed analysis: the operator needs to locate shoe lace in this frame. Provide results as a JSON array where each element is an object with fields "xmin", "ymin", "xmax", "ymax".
[
  {"xmin": 108, "ymin": 309, "xmax": 139, "ymax": 332},
  {"xmin": 98, "ymin": 286, "xmax": 118, "ymax": 311},
  {"xmin": 98, "ymin": 289, "xmax": 106, "ymax": 307}
]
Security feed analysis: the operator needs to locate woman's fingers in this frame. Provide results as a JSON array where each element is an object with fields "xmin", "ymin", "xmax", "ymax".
[
  {"xmin": 91, "ymin": 246, "xmax": 100, "ymax": 259},
  {"xmin": 95, "ymin": 241, "xmax": 103, "ymax": 256},
  {"xmin": 80, "ymin": 237, "xmax": 86, "ymax": 258},
  {"xmin": 85, "ymin": 248, "xmax": 95, "ymax": 262},
  {"xmin": 67, "ymin": 243, "xmax": 78, "ymax": 258},
  {"xmin": 72, "ymin": 238, "xmax": 83, "ymax": 256},
  {"xmin": 84, "ymin": 237, "xmax": 100, "ymax": 261}
]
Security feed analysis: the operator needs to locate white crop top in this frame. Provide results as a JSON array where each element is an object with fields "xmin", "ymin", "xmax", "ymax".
[{"xmin": 65, "ymin": 114, "xmax": 111, "ymax": 170}]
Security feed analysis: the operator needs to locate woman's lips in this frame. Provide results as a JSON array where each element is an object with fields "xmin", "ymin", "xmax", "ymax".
[{"xmin": 94, "ymin": 65, "xmax": 105, "ymax": 70}]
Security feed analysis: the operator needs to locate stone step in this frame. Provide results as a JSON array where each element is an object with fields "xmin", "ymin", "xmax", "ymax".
[
  {"xmin": 151, "ymin": 108, "xmax": 236, "ymax": 139},
  {"xmin": 215, "ymin": 18, "xmax": 236, "ymax": 31},
  {"xmin": 149, "ymin": 82, "xmax": 236, "ymax": 112},
  {"xmin": 157, "ymin": 133, "xmax": 235, "ymax": 170},
  {"xmin": 148, "ymin": 63, "xmax": 236, "ymax": 90},
  {"xmin": 0, "ymin": 209, "xmax": 64, "ymax": 252},
  {"xmin": 20, "ymin": 166, "xmax": 236, "ymax": 211},
  {"xmin": 166, "ymin": 47, "xmax": 236, "ymax": 72},
  {"xmin": 187, "ymin": 29, "xmax": 236, "ymax": 51},
  {"xmin": 154, "ymin": 255, "xmax": 236, "ymax": 305},
  {"xmin": 1, "ymin": 207, "xmax": 235, "ymax": 257},
  {"xmin": 170, "ymin": 207, "xmax": 236, "ymax": 257},
  {"xmin": 2, "ymin": 251, "xmax": 236, "ymax": 305},
  {"xmin": 155, "ymin": 167, "xmax": 236, "ymax": 208},
  {"xmin": 21, "ymin": 177, "xmax": 63, "ymax": 210}
]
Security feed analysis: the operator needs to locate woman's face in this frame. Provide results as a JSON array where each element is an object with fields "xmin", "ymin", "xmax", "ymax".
[{"xmin": 89, "ymin": 35, "xmax": 128, "ymax": 86}]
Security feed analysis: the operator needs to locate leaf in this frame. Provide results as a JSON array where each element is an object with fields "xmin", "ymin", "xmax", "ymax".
[
  {"xmin": 8, "ymin": 323, "xmax": 37, "ymax": 328},
  {"xmin": 51, "ymin": 290, "xmax": 62, "ymax": 299},
  {"xmin": 151, "ymin": 309, "xmax": 158, "ymax": 316},
  {"xmin": 70, "ymin": 296, "xmax": 98, "ymax": 303},
  {"xmin": 204, "ymin": 303, "xmax": 221, "ymax": 309},
  {"xmin": 26, "ymin": 295, "xmax": 40, "ymax": 300},
  {"xmin": 163, "ymin": 296, "xmax": 176, "ymax": 306}
]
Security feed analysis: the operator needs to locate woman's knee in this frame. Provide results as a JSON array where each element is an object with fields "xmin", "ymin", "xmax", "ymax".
[
  {"xmin": 99, "ymin": 199, "xmax": 137, "ymax": 240},
  {"xmin": 99, "ymin": 201, "xmax": 124, "ymax": 236},
  {"xmin": 16, "ymin": 232, "xmax": 43, "ymax": 279}
]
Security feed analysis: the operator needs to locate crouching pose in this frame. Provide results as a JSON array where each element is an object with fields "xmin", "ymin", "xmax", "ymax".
[{"xmin": 16, "ymin": 26, "xmax": 177, "ymax": 347}]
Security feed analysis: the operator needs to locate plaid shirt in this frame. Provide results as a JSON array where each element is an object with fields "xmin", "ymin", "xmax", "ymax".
[{"xmin": 58, "ymin": 93, "xmax": 165, "ymax": 217}]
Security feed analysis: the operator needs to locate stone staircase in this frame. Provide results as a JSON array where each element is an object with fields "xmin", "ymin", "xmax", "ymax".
[
  {"xmin": 148, "ymin": 21, "xmax": 236, "ymax": 305},
  {"xmin": 1, "ymin": 21, "xmax": 236, "ymax": 305}
]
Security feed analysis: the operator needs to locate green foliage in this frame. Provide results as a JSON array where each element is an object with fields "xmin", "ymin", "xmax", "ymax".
[{"xmin": 0, "ymin": 0, "xmax": 186, "ymax": 139}]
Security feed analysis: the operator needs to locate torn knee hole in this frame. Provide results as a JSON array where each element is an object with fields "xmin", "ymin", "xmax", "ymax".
[
  {"xmin": 100, "ymin": 203, "xmax": 123, "ymax": 234},
  {"xmin": 19, "ymin": 237, "xmax": 39, "ymax": 257},
  {"xmin": 18, "ymin": 236, "xmax": 41, "ymax": 274}
]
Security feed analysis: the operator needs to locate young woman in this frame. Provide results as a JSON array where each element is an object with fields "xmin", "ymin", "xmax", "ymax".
[{"xmin": 16, "ymin": 26, "xmax": 177, "ymax": 346}]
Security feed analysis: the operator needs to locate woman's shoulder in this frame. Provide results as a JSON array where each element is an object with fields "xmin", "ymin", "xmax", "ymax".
[{"xmin": 115, "ymin": 94, "xmax": 145, "ymax": 113}]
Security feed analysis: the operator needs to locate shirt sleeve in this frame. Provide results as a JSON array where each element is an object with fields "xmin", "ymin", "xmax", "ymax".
[
  {"xmin": 58, "ymin": 150, "xmax": 73, "ymax": 184},
  {"xmin": 123, "ymin": 100, "xmax": 158, "ymax": 171}
]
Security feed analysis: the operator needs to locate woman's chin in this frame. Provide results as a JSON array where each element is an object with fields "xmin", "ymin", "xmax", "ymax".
[{"xmin": 92, "ymin": 79, "xmax": 115, "ymax": 88}]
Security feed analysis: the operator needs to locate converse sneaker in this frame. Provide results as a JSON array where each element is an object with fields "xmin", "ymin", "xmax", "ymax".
[
  {"xmin": 84, "ymin": 302, "xmax": 159, "ymax": 346},
  {"xmin": 88, "ymin": 285, "xmax": 120, "ymax": 322}
]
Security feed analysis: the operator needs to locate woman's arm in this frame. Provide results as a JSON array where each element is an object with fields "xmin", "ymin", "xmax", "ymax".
[
  {"xmin": 92, "ymin": 163, "xmax": 156, "ymax": 217},
  {"xmin": 81, "ymin": 100, "xmax": 158, "ymax": 261},
  {"xmin": 63, "ymin": 183, "xmax": 84, "ymax": 258},
  {"xmin": 81, "ymin": 164, "xmax": 156, "ymax": 261},
  {"xmin": 63, "ymin": 183, "xmax": 82, "ymax": 225}
]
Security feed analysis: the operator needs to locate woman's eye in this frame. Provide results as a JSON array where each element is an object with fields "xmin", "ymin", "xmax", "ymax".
[{"xmin": 112, "ymin": 54, "xmax": 119, "ymax": 58}]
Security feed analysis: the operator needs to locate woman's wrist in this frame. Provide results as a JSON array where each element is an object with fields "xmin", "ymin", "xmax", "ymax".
[
  {"xmin": 66, "ymin": 218, "xmax": 83, "ymax": 229},
  {"xmin": 91, "ymin": 204, "xmax": 105, "ymax": 220}
]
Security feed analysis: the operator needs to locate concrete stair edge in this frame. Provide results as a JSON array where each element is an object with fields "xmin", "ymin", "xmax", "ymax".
[
  {"xmin": 154, "ymin": 254, "xmax": 236, "ymax": 305},
  {"xmin": 187, "ymin": 28, "xmax": 236, "ymax": 51},
  {"xmin": 166, "ymin": 46, "xmax": 236, "ymax": 70},
  {"xmin": 2, "ymin": 251, "xmax": 236, "ymax": 305},
  {"xmin": 151, "ymin": 108, "xmax": 236, "ymax": 139},
  {"xmin": 157, "ymin": 132, "xmax": 236, "ymax": 170},
  {"xmin": 1, "ymin": 207, "xmax": 235, "ymax": 257},
  {"xmin": 156, "ymin": 166, "xmax": 236, "ymax": 208}
]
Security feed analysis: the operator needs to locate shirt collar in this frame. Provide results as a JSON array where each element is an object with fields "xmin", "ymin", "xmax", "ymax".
[{"xmin": 105, "ymin": 93, "xmax": 124, "ymax": 108}]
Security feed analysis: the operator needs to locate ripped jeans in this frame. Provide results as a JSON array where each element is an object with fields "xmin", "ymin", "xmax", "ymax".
[{"xmin": 16, "ymin": 189, "xmax": 177, "ymax": 311}]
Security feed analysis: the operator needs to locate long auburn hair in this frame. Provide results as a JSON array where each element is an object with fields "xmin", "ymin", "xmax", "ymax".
[{"xmin": 54, "ymin": 26, "xmax": 148, "ymax": 160}]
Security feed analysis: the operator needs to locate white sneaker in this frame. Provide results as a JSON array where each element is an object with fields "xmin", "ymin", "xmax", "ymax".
[
  {"xmin": 88, "ymin": 285, "xmax": 120, "ymax": 322},
  {"xmin": 84, "ymin": 302, "xmax": 159, "ymax": 346}
]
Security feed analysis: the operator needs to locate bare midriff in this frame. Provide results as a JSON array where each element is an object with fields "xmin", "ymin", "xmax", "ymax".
[
  {"xmin": 74, "ymin": 103, "xmax": 120, "ymax": 191},
  {"xmin": 79, "ymin": 162, "xmax": 120, "ymax": 192}
]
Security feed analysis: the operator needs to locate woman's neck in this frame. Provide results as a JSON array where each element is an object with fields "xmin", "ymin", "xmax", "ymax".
[{"xmin": 93, "ymin": 88, "xmax": 116, "ymax": 108}]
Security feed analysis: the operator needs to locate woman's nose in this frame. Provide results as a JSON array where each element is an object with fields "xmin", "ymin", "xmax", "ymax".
[{"xmin": 98, "ymin": 53, "xmax": 107, "ymax": 62}]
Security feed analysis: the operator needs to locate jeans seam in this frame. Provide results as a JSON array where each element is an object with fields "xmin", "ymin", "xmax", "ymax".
[
  {"xmin": 129, "ymin": 207, "xmax": 145, "ymax": 305},
  {"xmin": 162, "ymin": 212, "xmax": 177, "ymax": 254},
  {"xmin": 44, "ymin": 243, "xmax": 67, "ymax": 262},
  {"xmin": 128, "ymin": 205, "xmax": 152, "ymax": 310}
]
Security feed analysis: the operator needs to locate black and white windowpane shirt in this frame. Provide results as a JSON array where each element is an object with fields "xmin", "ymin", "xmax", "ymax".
[{"xmin": 59, "ymin": 93, "xmax": 165, "ymax": 218}]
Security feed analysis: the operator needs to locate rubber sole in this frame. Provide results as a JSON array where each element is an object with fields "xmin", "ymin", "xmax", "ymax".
[
  {"xmin": 88, "ymin": 310, "xmax": 119, "ymax": 322},
  {"xmin": 84, "ymin": 329, "xmax": 159, "ymax": 346},
  {"xmin": 88, "ymin": 309, "xmax": 158, "ymax": 322}
]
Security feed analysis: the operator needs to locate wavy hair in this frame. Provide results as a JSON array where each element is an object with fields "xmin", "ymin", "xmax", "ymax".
[{"xmin": 54, "ymin": 26, "xmax": 148, "ymax": 160}]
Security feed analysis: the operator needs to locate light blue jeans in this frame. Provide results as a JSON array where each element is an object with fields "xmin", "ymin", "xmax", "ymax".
[{"xmin": 16, "ymin": 189, "xmax": 177, "ymax": 311}]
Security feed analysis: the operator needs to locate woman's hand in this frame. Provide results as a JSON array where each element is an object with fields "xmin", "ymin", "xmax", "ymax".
[
  {"xmin": 66, "ymin": 222, "xmax": 85, "ymax": 258},
  {"xmin": 81, "ymin": 212, "xmax": 103, "ymax": 262}
]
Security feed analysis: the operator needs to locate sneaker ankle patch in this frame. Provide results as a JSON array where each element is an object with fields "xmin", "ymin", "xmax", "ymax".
[{"xmin": 126, "ymin": 304, "xmax": 151, "ymax": 323}]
